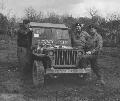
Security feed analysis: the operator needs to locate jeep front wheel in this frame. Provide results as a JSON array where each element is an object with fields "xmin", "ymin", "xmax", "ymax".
[{"xmin": 32, "ymin": 60, "xmax": 45, "ymax": 86}]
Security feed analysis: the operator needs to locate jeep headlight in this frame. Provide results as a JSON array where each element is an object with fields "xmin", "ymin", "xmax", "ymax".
[
  {"xmin": 78, "ymin": 51, "xmax": 82, "ymax": 56},
  {"xmin": 49, "ymin": 50, "xmax": 54, "ymax": 56}
]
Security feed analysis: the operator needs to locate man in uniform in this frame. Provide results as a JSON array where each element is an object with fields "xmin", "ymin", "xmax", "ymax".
[
  {"xmin": 71, "ymin": 23, "xmax": 91, "ymax": 69},
  {"xmin": 17, "ymin": 19, "xmax": 33, "ymax": 74},
  {"xmin": 86, "ymin": 24, "xmax": 105, "ymax": 85},
  {"xmin": 72, "ymin": 23, "xmax": 105, "ymax": 85},
  {"xmin": 71, "ymin": 23, "xmax": 90, "ymax": 49}
]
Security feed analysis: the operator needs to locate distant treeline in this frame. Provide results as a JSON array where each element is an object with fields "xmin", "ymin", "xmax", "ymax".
[{"xmin": 0, "ymin": 10, "xmax": 120, "ymax": 47}]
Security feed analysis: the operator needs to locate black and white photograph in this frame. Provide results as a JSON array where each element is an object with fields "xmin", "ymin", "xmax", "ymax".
[{"xmin": 0, "ymin": 0, "xmax": 120, "ymax": 101}]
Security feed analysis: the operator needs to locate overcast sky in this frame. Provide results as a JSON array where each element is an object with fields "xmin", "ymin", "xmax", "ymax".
[{"xmin": 1, "ymin": 0, "xmax": 120, "ymax": 18}]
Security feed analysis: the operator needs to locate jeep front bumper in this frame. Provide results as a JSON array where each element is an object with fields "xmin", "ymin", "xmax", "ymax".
[{"xmin": 46, "ymin": 68, "xmax": 91, "ymax": 74}]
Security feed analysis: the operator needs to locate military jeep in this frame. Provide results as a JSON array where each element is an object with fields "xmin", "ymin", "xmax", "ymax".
[{"xmin": 27, "ymin": 22, "xmax": 91, "ymax": 86}]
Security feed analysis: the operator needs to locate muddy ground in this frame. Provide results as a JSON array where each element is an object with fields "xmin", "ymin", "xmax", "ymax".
[{"xmin": 0, "ymin": 39, "xmax": 120, "ymax": 101}]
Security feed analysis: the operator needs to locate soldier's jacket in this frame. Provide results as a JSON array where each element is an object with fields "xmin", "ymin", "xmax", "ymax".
[
  {"xmin": 17, "ymin": 25, "xmax": 32, "ymax": 48},
  {"xmin": 71, "ymin": 31, "xmax": 90, "ymax": 49},
  {"xmin": 86, "ymin": 32, "xmax": 103, "ymax": 54}
]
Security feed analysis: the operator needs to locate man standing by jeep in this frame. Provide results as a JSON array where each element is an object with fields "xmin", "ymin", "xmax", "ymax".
[
  {"xmin": 71, "ymin": 23, "xmax": 90, "ymax": 49},
  {"xmin": 71, "ymin": 23, "xmax": 105, "ymax": 85},
  {"xmin": 17, "ymin": 19, "xmax": 32, "ymax": 74},
  {"xmin": 86, "ymin": 24, "xmax": 105, "ymax": 85},
  {"xmin": 71, "ymin": 23, "xmax": 90, "ymax": 68}
]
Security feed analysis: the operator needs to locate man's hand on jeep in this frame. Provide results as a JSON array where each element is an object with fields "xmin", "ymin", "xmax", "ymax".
[
  {"xmin": 86, "ymin": 51, "xmax": 91, "ymax": 55},
  {"xmin": 91, "ymin": 49, "xmax": 96, "ymax": 54},
  {"xmin": 29, "ymin": 28, "xmax": 33, "ymax": 31}
]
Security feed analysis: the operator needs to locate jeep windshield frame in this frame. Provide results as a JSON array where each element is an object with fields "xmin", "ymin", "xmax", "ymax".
[{"xmin": 30, "ymin": 22, "xmax": 71, "ymax": 46}]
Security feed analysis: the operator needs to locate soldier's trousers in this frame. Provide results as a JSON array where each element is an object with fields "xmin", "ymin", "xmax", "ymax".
[
  {"xmin": 17, "ymin": 46, "xmax": 32, "ymax": 73},
  {"xmin": 89, "ymin": 55, "xmax": 101, "ymax": 79},
  {"xmin": 79, "ymin": 54, "xmax": 101, "ymax": 79}
]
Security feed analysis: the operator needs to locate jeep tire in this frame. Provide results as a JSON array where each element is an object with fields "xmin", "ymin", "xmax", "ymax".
[{"xmin": 32, "ymin": 60, "xmax": 45, "ymax": 87}]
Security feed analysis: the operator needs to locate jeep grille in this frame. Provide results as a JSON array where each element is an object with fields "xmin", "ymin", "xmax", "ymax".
[{"xmin": 54, "ymin": 49, "xmax": 78, "ymax": 66}]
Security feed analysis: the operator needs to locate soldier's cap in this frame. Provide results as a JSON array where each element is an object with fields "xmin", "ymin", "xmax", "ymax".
[
  {"xmin": 75, "ymin": 23, "xmax": 81, "ymax": 27},
  {"xmin": 23, "ymin": 19, "xmax": 30, "ymax": 24}
]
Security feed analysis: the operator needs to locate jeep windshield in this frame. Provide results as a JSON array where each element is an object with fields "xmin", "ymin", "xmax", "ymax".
[{"xmin": 32, "ymin": 28, "xmax": 71, "ymax": 46}]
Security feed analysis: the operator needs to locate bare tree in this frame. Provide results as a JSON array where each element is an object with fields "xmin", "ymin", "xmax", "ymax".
[
  {"xmin": 36, "ymin": 11, "xmax": 44, "ymax": 22},
  {"xmin": 107, "ymin": 13, "xmax": 120, "ymax": 21},
  {"xmin": 88, "ymin": 8, "xmax": 98, "ymax": 17},
  {"xmin": 24, "ymin": 7, "xmax": 37, "ymax": 21},
  {"xmin": 0, "ymin": 0, "xmax": 14, "ymax": 19},
  {"xmin": 44, "ymin": 11, "xmax": 60, "ymax": 23},
  {"xmin": 87, "ymin": 8, "xmax": 106, "ymax": 25},
  {"xmin": 24, "ymin": 7, "xmax": 45, "ymax": 22}
]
